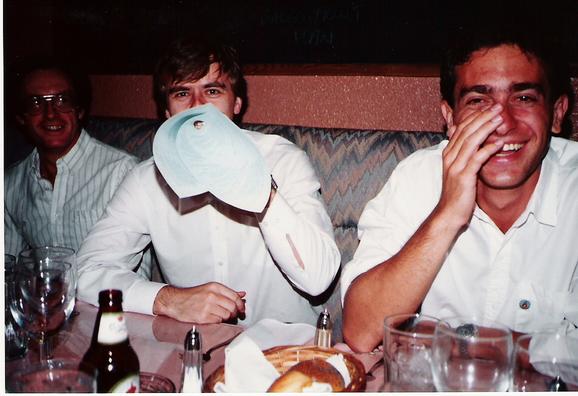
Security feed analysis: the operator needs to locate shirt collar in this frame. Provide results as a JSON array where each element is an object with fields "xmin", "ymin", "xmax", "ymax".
[
  {"xmin": 528, "ymin": 147, "xmax": 558, "ymax": 226},
  {"xmin": 55, "ymin": 129, "xmax": 91, "ymax": 170},
  {"xmin": 472, "ymin": 144, "xmax": 559, "ymax": 227}
]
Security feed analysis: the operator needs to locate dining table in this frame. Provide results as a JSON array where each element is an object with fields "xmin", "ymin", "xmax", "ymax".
[{"xmin": 5, "ymin": 301, "xmax": 385, "ymax": 392}]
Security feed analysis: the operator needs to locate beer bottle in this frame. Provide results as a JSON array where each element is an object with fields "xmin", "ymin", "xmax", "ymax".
[{"xmin": 81, "ymin": 289, "xmax": 140, "ymax": 392}]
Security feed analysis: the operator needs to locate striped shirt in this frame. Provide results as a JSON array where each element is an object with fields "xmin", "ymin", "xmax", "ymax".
[{"xmin": 4, "ymin": 129, "xmax": 138, "ymax": 258}]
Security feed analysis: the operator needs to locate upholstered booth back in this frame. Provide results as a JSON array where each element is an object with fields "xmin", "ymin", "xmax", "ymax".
[{"xmin": 85, "ymin": 117, "xmax": 445, "ymax": 265}]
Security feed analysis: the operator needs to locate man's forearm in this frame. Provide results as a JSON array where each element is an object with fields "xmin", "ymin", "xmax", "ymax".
[{"xmin": 343, "ymin": 206, "xmax": 463, "ymax": 352}]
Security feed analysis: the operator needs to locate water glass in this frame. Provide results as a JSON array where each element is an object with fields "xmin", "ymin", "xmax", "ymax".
[
  {"xmin": 19, "ymin": 246, "xmax": 76, "ymax": 318},
  {"xmin": 431, "ymin": 316, "xmax": 513, "ymax": 391},
  {"xmin": 512, "ymin": 329, "xmax": 578, "ymax": 391},
  {"xmin": 5, "ymin": 254, "xmax": 28, "ymax": 360},
  {"xmin": 383, "ymin": 313, "xmax": 440, "ymax": 392},
  {"xmin": 6, "ymin": 359, "xmax": 96, "ymax": 392}
]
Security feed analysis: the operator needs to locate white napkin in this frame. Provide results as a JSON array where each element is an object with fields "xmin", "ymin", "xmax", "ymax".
[
  {"xmin": 153, "ymin": 103, "xmax": 271, "ymax": 212},
  {"xmin": 214, "ymin": 336, "xmax": 280, "ymax": 393},
  {"xmin": 529, "ymin": 321, "xmax": 578, "ymax": 385},
  {"xmin": 229, "ymin": 318, "xmax": 316, "ymax": 350}
]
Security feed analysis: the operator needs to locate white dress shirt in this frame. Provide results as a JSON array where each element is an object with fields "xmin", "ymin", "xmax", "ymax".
[
  {"xmin": 341, "ymin": 137, "xmax": 578, "ymax": 331},
  {"xmin": 4, "ymin": 129, "xmax": 138, "ymax": 256},
  {"xmin": 77, "ymin": 130, "xmax": 340, "ymax": 326}
]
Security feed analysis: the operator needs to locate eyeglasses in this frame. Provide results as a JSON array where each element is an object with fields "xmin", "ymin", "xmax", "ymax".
[{"xmin": 22, "ymin": 93, "xmax": 77, "ymax": 115}]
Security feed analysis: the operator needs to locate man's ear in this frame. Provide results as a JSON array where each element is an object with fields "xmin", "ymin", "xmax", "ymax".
[
  {"xmin": 551, "ymin": 95, "xmax": 569, "ymax": 134},
  {"xmin": 164, "ymin": 109, "xmax": 171, "ymax": 119},
  {"xmin": 16, "ymin": 114, "xmax": 25, "ymax": 126},
  {"xmin": 233, "ymin": 97, "xmax": 242, "ymax": 115},
  {"xmin": 441, "ymin": 101, "xmax": 454, "ymax": 126},
  {"xmin": 78, "ymin": 108, "xmax": 85, "ymax": 121},
  {"xmin": 440, "ymin": 101, "xmax": 455, "ymax": 137}
]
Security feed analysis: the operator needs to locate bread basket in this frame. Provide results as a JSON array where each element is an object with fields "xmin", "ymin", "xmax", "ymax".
[{"xmin": 203, "ymin": 345, "xmax": 366, "ymax": 392}]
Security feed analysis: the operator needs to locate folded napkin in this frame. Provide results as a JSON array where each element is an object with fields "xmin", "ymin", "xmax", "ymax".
[
  {"xmin": 529, "ymin": 321, "xmax": 578, "ymax": 385},
  {"xmin": 214, "ymin": 319, "xmax": 349, "ymax": 392},
  {"xmin": 229, "ymin": 318, "xmax": 316, "ymax": 351},
  {"xmin": 153, "ymin": 104, "xmax": 271, "ymax": 212}
]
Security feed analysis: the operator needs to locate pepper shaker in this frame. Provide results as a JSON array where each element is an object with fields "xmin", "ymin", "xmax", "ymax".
[
  {"xmin": 181, "ymin": 326, "xmax": 203, "ymax": 393},
  {"xmin": 314, "ymin": 308, "xmax": 333, "ymax": 348}
]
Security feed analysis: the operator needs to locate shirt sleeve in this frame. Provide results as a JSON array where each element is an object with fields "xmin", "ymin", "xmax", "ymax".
[
  {"xmin": 258, "ymin": 147, "xmax": 341, "ymax": 297},
  {"xmin": 76, "ymin": 164, "xmax": 165, "ymax": 314}
]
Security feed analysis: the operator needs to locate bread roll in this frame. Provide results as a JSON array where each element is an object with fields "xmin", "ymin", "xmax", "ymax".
[{"xmin": 267, "ymin": 359, "xmax": 345, "ymax": 392}]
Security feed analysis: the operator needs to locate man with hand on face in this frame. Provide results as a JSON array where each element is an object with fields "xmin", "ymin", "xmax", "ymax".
[
  {"xmin": 342, "ymin": 25, "xmax": 578, "ymax": 352},
  {"xmin": 77, "ymin": 37, "xmax": 340, "ymax": 326},
  {"xmin": 4, "ymin": 60, "xmax": 144, "ymax": 273}
]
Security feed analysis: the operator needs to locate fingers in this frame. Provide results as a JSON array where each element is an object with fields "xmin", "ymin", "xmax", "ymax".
[
  {"xmin": 445, "ymin": 104, "xmax": 502, "ymax": 162},
  {"xmin": 444, "ymin": 104, "xmax": 503, "ymax": 171},
  {"xmin": 200, "ymin": 283, "xmax": 245, "ymax": 321},
  {"xmin": 154, "ymin": 283, "xmax": 247, "ymax": 324}
]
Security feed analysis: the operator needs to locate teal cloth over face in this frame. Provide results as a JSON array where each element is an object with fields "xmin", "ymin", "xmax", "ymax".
[{"xmin": 153, "ymin": 104, "xmax": 271, "ymax": 212}]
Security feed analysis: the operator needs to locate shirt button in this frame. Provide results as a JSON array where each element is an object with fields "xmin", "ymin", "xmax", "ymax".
[
  {"xmin": 519, "ymin": 299, "xmax": 531, "ymax": 310},
  {"xmin": 217, "ymin": 261, "xmax": 223, "ymax": 266}
]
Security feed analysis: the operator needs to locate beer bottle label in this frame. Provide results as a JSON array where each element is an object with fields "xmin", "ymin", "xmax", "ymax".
[
  {"xmin": 109, "ymin": 373, "xmax": 140, "ymax": 393},
  {"xmin": 97, "ymin": 312, "xmax": 128, "ymax": 344}
]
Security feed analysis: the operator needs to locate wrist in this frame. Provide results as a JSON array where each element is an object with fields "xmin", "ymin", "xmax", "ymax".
[{"xmin": 153, "ymin": 285, "xmax": 172, "ymax": 316}]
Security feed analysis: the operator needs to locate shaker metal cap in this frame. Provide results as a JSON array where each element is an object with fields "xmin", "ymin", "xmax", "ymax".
[
  {"xmin": 316, "ymin": 308, "xmax": 332, "ymax": 330},
  {"xmin": 184, "ymin": 326, "xmax": 202, "ymax": 351}
]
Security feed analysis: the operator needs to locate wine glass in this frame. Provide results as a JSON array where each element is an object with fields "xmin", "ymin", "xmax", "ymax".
[
  {"xmin": 512, "ymin": 329, "xmax": 578, "ymax": 391},
  {"xmin": 5, "ymin": 254, "xmax": 28, "ymax": 360},
  {"xmin": 10, "ymin": 260, "xmax": 71, "ymax": 361},
  {"xmin": 383, "ymin": 313, "xmax": 440, "ymax": 392},
  {"xmin": 19, "ymin": 246, "xmax": 77, "ymax": 319},
  {"xmin": 431, "ymin": 316, "xmax": 513, "ymax": 391}
]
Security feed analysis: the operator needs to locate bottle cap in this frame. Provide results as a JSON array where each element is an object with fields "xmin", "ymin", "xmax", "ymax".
[{"xmin": 184, "ymin": 326, "xmax": 202, "ymax": 352}]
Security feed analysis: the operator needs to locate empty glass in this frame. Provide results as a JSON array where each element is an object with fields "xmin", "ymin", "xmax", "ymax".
[
  {"xmin": 19, "ymin": 246, "xmax": 76, "ymax": 318},
  {"xmin": 383, "ymin": 313, "xmax": 440, "ymax": 391},
  {"xmin": 5, "ymin": 254, "xmax": 28, "ymax": 360},
  {"xmin": 431, "ymin": 316, "xmax": 513, "ymax": 392},
  {"xmin": 9, "ymin": 260, "xmax": 71, "ymax": 361},
  {"xmin": 6, "ymin": 359, "xmax": 96, "ymax": 392},
  {"xmin": 512, "ymin": 328, "xmax": 578, "ymax": 391}
]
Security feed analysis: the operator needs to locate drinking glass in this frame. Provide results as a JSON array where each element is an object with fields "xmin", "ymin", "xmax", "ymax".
[
  {"xmin": 19, "ymin": 246, "xmax": 76, "ymax": 319},
  {"xmin": 6, "ymin": 359, "xmax": 96, "ymax": 392},
  {"xmin": 5, "ymin": 254, "xmax": 28, "ymax": 360},
  {"xmin": 512, "ymin": 329, "xmax": 578, "ymax": 391},
  {"xmin": 431, "ymin": 316, "xmax": 513, "ymax": 391},
  {"xmin": 9, "ymin": 260, "xmax": 71, "ymax": 361},
  {"xmin": 383, "ymin": 313, "xmax": 439, "ymax": 392}
]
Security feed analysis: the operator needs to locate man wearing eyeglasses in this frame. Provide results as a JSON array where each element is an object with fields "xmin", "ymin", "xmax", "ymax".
[{"xmin": 4, "ymin": 60, "xmax": 145, "ymax": 274}]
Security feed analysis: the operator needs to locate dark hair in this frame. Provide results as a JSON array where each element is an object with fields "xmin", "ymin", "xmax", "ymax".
[
  {"xmin": 153, "ymin": 36, "xmax": 247, "ymax": 115},
  {"xmin": 440, "ymin": 23, "xmax": 574, "ymax": 136},
  {"xmin": 7, "ymin": 56, "xmax": 92, "ymax": 116}
]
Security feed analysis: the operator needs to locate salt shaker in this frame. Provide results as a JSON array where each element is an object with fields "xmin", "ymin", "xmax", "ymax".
[
  {"xmin": 314, "ymin": 308, "xmax": 333, "ymax": 348},
  {"xmin": 181, "ymin": 326, "xmax": 203, "ymax": 393}
]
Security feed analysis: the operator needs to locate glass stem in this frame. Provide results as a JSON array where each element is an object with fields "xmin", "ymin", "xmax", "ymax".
[{"xmin": 38, "ymin": 333, "xmax": 54, "ymax": 361}]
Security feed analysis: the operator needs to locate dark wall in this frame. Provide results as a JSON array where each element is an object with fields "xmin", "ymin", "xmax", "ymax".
[{"xmin": 5, "ymin": 0, "xmax": 578, "ymax": 74}]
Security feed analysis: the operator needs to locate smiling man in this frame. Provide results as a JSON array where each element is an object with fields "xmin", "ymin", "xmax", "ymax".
[
  {"xmin": 4, "ymin": 60, "xmax": 143, "ymax": 264},
  {"xmin": 341, "ymin": 26, "xmax": 578, "ymax": 352}
]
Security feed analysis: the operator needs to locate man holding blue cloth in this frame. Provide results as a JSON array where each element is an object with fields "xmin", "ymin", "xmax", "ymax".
[{"xmin": 77, "ymin": 38, "xmax": 340, "ymax": 326}]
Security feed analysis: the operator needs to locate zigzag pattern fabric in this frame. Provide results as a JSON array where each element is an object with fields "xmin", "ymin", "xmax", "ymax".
[{"xmin": 245, "ymin": 124, "xmax": 445, "ymax": 264}]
